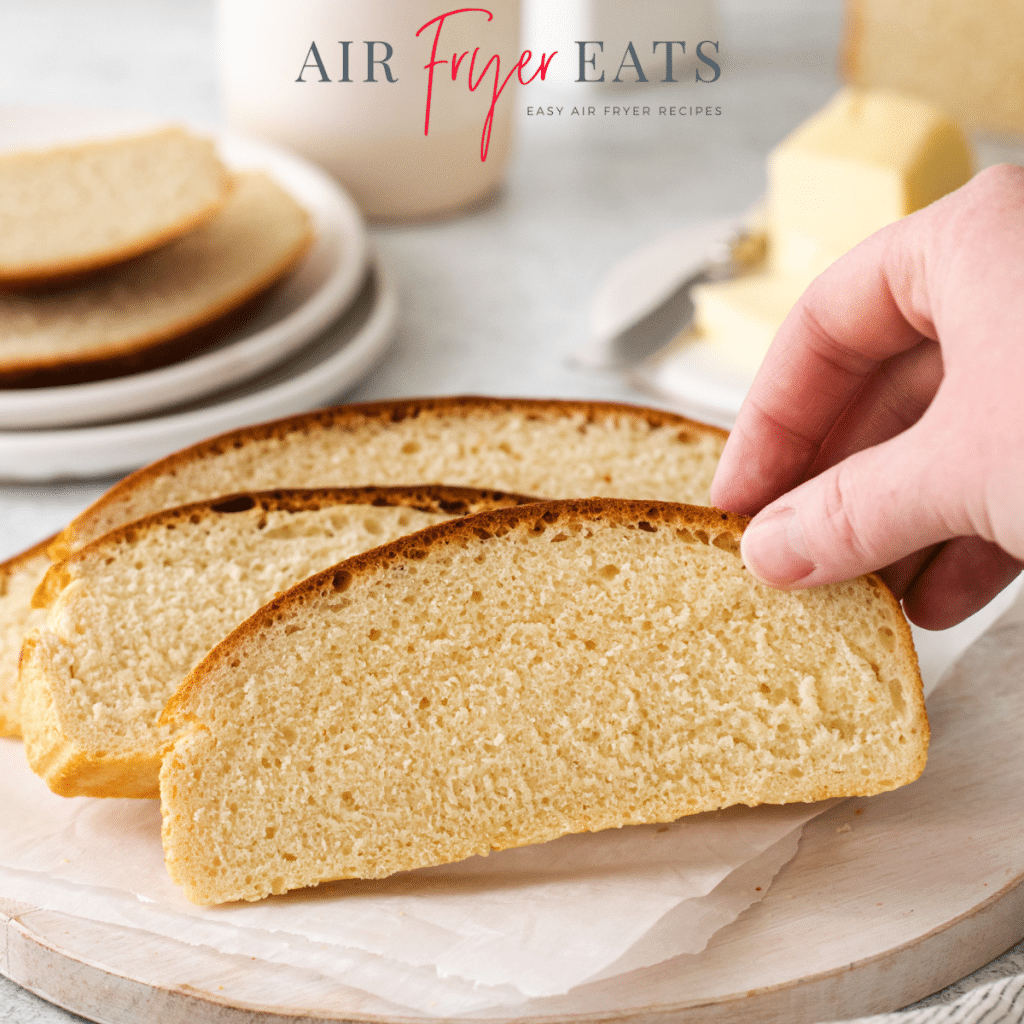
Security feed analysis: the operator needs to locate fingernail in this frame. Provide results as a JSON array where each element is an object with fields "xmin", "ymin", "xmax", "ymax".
[{"xmin": 741, "ymin": 507, "xmax": 815, "ymax": 587}]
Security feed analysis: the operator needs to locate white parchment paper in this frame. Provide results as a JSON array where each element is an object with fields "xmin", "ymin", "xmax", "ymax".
[
  {"xmin": 0, "ymin": 739, "xmax": 828, "ymax": 1012},
  {"xmin": 7, "ymin": 577, "xmax": 1002, "ymax": 1015}
]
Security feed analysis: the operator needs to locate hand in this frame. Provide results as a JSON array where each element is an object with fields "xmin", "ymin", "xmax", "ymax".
[{"xmin": 709, "ymin": 164, "xmax": 1024, "ymax": 630}]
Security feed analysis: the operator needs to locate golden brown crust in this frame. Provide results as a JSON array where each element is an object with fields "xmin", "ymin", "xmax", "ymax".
[
  {"xmin": 34, "ymin": 485, "xmax": 541, "ymax": 610},
  {"xmin": 0, "ymin": 286, "xmax": 273, "ymax": 389},
  {"xmin": 0, "ymin": 204, "xmax": 313, "ymax": 389},
  {"xmin": 52, "ymin": 398, "xmax": 729, "ymax": 559},
  {"xmin": 0, "ymin": 128, "xmax": 232, "ymax": 287},
  {"xmin": 0, "ymin": 533, "xmax": 57, "ymax": 589},
  {"xmin": 164, "ymin": 497, "xmax": 922, "ymax": 733},
  {"xmin": 31, "ymin": 564, "xmax": 72, "ymax": 612},
  {"xmin": 0, "ymin": 192, "xmax": 229, "ymax": 289}
]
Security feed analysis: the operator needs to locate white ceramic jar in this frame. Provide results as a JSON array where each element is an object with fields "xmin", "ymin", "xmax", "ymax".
[{"xmin": 218, "ymin": 0, "xmax": 521, "ymax": 221}]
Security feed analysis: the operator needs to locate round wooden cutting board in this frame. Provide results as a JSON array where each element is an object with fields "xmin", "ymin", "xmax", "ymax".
[{"xmin": 3, "ymin": 601, "xmax": 1024, "ymax": 1024}]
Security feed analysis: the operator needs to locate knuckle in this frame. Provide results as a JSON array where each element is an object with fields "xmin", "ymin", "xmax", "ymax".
[
  {"xmin": 792, "ymin": 299, "xmax": 878, "ymax": 381},
  {"xmin": 969, "ymin": 162, "xmax": 1024, "ymax": 197}
]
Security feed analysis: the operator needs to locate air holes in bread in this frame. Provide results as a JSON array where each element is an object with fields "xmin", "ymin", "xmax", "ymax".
[
  {"xmin": 712, "ymin": 533, "xmax": 739, "ymax": 554},
  {"xmin": 211, "ymin": 495, "xmax": 257, "ymax": 514}
]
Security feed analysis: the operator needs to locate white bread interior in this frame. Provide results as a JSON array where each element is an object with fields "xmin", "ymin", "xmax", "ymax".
[
  {"xmin": 0, "ymin": 127, "xmax": 230, "ymax": 285},
  {"xmin": 160, "ymin": 499, "xmax": 926, "ymax": 905}
]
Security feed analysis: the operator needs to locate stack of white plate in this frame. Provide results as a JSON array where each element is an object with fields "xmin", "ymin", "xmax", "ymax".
[{"xmin": 0, "ymin": 108, "xmax": 397, "ymax": 482}]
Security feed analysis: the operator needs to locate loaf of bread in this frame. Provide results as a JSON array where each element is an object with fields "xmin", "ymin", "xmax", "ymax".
[
  {"xmin": 843, "ymin": 0, "xmax": 1024, "ymax": 138},
  {"xmin": 160, "ymin": 498, "xmax": 926, "ymax": 905},
  {"xmin": 0, "ymin": 127, "xmax": 230, "ymax": 287},
  {"xmin": 20, "ymin": 486, "xmax": 536, "ymax": 799},
  {"xmin": 0, "ymin": 398, "xmax": 725, "ymax": 739},
  {"xmin": 0, "ymin": 170, "xmax": 312, "ymax": 388}
]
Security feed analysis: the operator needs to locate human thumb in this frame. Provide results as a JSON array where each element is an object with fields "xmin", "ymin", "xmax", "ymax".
[{"xmin": 739, "ymin": 430, "xmax": 964, "ymax": 590}]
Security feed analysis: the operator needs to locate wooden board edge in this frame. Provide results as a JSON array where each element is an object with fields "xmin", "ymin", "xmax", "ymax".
[
  {"xmin": 3, "ymin": 872, "xmax": 1024, "ymax": 1024},
  {"xmin": 1, "ymin": 898, "xmax": 377, "ymax": 1024}
]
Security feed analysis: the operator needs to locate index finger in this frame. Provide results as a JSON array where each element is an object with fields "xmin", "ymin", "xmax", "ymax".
[{"xmin": 709, "ymin": 219, "xmax": 932, "ymax": 516}]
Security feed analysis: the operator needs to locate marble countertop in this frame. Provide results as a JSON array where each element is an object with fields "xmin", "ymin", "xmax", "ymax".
[{"xmin": 1, "ymin": 2, "xmax": 1021, "ymax": 1021}]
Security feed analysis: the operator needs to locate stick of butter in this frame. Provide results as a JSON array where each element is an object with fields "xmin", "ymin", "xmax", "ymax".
[{"xmin": 690, "ymin": 87, "xmax": 973, "ymax": 374}]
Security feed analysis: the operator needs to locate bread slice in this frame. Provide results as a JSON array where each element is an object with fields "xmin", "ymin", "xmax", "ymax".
[
  {"xmin": 0, "ymin": 537, "xmax": 55, "ymax": 737},
  {"xmin": 20, "ymin": 486, "xmax": 537, "ymax": 800},
  {"xmin": 0, "ymin": 170, "xmax": 312, "ymax": 388},
  {"xmin": 52, "ymin": 398, "xmax": 728, "ymax": 557},
  {"xmin": 160, "ymin": 499, "xmax": 926, "ymax": 905},
  {"xmin": 0, "ymin": 397, "xmax": 725, "ymax": 739},
  {"xmin": 0, "ymin": 127, "xmax": 230, "ymax": 287}
]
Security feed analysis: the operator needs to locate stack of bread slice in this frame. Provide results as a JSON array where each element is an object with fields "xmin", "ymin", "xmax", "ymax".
[
  {"xmin": 2, "ymin": 396, "xmax": 927, "ymax": 905},
  {"xmin": 0, "ymin": 126, "xmax": 312, "ymax": 387},
  {"xmin": 1, "ymin": 396, "xmax": 727, "ymax": 738},
  {"xmin": 21, "ymin": 485, "xmax": 538, "ymax": 799},
  {"xmin": 162, "ymin": 499, "xmax": 925, "ymax": 905}
]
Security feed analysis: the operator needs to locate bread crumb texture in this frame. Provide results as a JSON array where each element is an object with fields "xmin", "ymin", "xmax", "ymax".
[
  {"xmin": 0, "ymin": 170, "xmax": 310, "ymax": 384},
  {"xmin": 0, "ymin": 127, "xmax": 230, "ymax": 283},
  {"xmin": 59, "ymin": 398, "xmax": 727, "ymax": 552},
  {"xmin": 20, "ymin": 489, "xmax": 530, "ymax": 799},
  {"xmin": 160, "ymin": 499, "xmax": 926, "ymax": 905}
]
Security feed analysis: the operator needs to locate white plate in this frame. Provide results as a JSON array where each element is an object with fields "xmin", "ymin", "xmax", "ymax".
[
  {"xmin": 0, "ymin": 261, "xmax": 396, "ymax": 481},
  {"xmin": 0, "ymin": 105, "xmax": 369, "ymax": 429}
]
